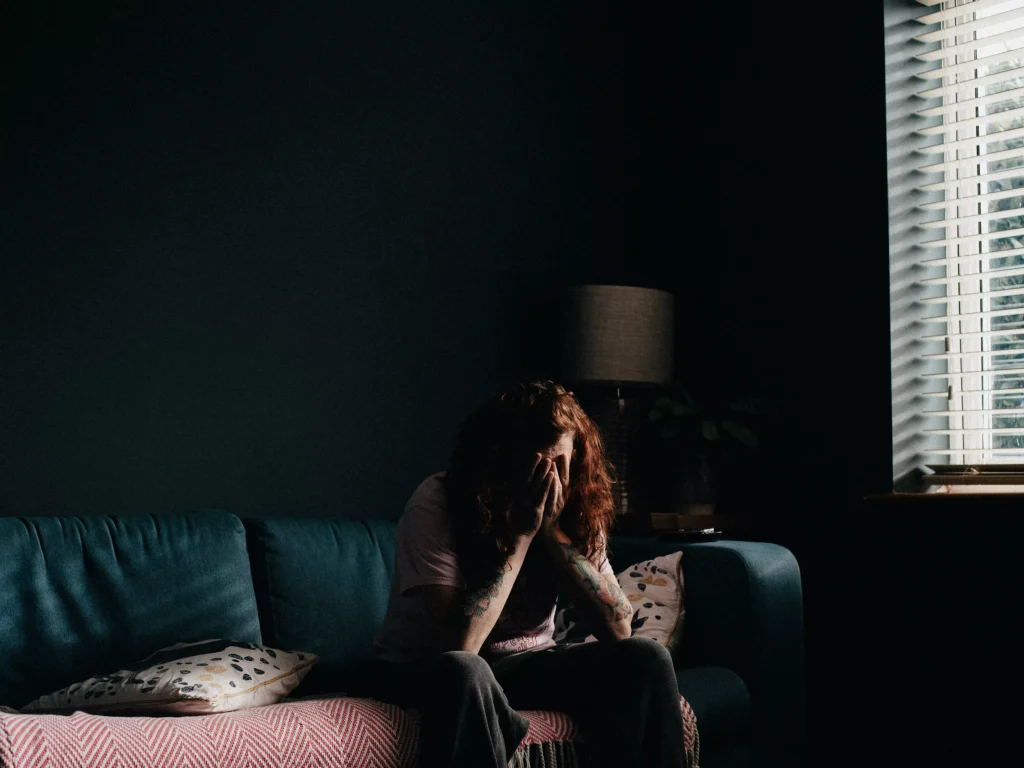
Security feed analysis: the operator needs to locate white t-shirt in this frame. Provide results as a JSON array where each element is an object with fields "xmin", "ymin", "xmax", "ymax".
[{"xmin": 373, "ymin": 472, "xmax": 614, "ymax": 663}]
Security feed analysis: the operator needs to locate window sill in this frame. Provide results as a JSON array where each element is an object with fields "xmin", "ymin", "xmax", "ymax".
[
  {"xmin": 922, "ymin": 472, "xmax": 1024, "ymax": 493},
  {"xmin": 927, "ymin": 484, "xmax": 1024, "ymax": 494},
  {"xmin": 893, "ymin": 467, "xmax": 1024, "ymax": 495},
  {"xmin": 866, "ymin": 490, "xmax": 1024, "ymax": 504}
]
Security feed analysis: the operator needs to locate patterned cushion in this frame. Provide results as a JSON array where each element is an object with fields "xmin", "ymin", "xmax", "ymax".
[
  {"xmin": 21, "ymin": 640, "xmax": 317, "ymax": 716},
  {"xmin": 553, "ymin": 551, "xmax": 685, "ymax": 655},
  {"xmin": 0, "ymin": 695, "xmax": 700, "ymax": 767}
]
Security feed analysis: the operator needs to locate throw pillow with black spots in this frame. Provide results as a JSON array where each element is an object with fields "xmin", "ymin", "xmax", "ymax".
[{"xmin": 21, "ymin": 639, "xmax": 318, "ymax": 715}]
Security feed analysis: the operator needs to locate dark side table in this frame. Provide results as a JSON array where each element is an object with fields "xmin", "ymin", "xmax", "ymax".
[{"xmin": 613, "ymin": 512, "xmax": 757, "ymax": 540}]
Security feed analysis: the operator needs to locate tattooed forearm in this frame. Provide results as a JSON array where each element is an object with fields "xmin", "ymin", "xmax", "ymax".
[
  {"xmin": 452, "ymin": 565, "xmax": 507, "ymax": 627},
  {"xmin": 558, "ymin": 542, "xmax": 633, "ymax": 622}
]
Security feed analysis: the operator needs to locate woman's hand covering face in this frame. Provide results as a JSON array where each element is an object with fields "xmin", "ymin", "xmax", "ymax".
[{"xmin": 508, "ymin": 453, "xmax": 554, "ymax": 538}]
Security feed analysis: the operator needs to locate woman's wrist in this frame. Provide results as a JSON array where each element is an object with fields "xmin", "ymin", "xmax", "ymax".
[
  {"xmin": 513, "ymin": 529, "xmax": 538, "ymax": 550},
  {"xmin": 539, "ymin": 524, "xmax": 572, "ymax": 549}
]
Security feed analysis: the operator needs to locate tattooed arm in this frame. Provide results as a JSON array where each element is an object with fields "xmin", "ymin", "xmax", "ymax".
[
  {"xmin": 415, "ymin": 454, "xmax": 563, "ymax": 654},
  {"xmin": 413, "ymin": 533, "xmax": 534, "ymax": 654},
  {"xmin": 540, "ymin": 527, "xmax": 633, "ymax": 642},
  {"xmin": 535, "ymin": 463, "xmax": 632, "ymax": 642}
]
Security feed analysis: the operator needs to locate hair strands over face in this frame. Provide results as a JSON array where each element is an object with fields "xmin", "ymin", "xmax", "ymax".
[{"xmin": 444, "ymin": 380, "xmax": 617, "ymax": 584}]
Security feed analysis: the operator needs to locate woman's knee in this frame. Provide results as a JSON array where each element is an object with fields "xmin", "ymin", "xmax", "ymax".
[
  {"xmin": 433, "ymin": 650, "xmax": 497, "ymax": 687},
  {"xmin": 610, "ymin": 637, "xmax": 675, "ymax": 676}
]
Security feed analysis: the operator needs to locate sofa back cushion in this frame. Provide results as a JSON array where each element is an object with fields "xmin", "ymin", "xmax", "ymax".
[
  {"xmin": 0, "ymin": 511, "xmax": 262, "ymax": 709},
  {"xmin": 244, "ymin": 517, "xmax": 396, "ymax": 696}
]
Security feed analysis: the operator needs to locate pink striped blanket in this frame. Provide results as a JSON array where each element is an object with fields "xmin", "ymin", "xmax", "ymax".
[{"xmin": 0, "ymin": 695, "xmax": 699, "ymax": 767}]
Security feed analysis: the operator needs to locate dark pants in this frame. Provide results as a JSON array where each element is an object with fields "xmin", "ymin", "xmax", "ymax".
[{"xmin": 357, "ymin": 637, "xmax": 685, "ymax": 768}]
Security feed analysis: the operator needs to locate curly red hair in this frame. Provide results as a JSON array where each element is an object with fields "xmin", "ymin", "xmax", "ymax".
[{"xmin": 443, "ymin": 379, "xmax": 616, "ymax": 585}]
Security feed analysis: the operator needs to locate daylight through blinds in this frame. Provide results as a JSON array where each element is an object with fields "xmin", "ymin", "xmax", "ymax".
[{"xmin": 914, "ymin": 0, "xmax": 1024, "ymax": 464}]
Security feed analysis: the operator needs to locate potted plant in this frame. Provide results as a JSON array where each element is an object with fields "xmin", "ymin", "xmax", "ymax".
[{"xmin": 637, "ymin": 385, "xmax": 768, "ymax": 518}]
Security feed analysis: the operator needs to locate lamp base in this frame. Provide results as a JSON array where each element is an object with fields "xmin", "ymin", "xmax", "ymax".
[{"xmin": 576, "ymin": 387, "xmax": 648, "ymax": 529}]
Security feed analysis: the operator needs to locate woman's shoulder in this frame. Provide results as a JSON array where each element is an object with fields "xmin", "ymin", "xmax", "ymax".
[
  {"xmin": 399, "ymin": 472, "xmax": 451, "ymax": 526},
  {"xmin": 397, "ymin": 472, "xmax": 458, "ymax": 545},
  {"xmin": 406, "ymin": 471, "xmax": 449, "ymax": 511}
]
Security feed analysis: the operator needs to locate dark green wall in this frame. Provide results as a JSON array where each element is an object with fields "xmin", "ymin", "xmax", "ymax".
[
  {"xmin": 1, "ymin": 1, "xmax": 628, "ymax": 518},
  {"xmin": 2, "ymin": 3, "xmax": 894, "ymax": 521}
]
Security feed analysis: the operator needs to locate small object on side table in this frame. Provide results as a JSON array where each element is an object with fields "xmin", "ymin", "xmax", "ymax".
[{"xmin": 647, "ymin": 512, "xmax": 752, "ymax": 542}]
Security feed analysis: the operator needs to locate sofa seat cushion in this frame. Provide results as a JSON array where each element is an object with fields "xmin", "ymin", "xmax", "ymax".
[
  {"xmin": 0, "ymin": 512, "xmax": 262, "ymax": 710},
  {"xmin": 0, "ymin": 695, "xmax": 700, "ymax": 767},
  {"xmin": 677, "ymin": 665, "xmax": 752, "ymax": 752}
]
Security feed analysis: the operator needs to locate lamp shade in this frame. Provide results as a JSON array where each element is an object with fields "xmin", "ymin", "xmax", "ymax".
[{"xmin": 560, "ymin": 285, "xmax": 674, "ymax": 386}]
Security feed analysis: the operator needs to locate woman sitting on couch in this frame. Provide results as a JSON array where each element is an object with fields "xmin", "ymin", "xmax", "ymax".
[{"xmin": 361, "ymin": 379, "xmax": 685, "ymax": 768}]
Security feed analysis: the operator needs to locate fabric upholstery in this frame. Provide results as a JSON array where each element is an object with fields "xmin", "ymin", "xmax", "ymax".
[
  {"xmin": 0, "ymin": 510, "xmax": 800, "ymax": 767},
  {"xmin": 694, "ymin": 744, "xmax": 753, "ymax": 768},
  {"xmin": 0, "ymin": 695, "xmax": 638, "ymax": 768},
  {"xmin": 0, "ymin": 693, "xmax": 700, "ymax": 768},
  {"xmin": 609, "ymin": 537, "xmax": 804, "ymax": 767},
  {"xmin": 676, "ymin": 665, "xmax": 751, "ymax": 751},
  {"xmin": 246, "ymin": 518, "xmax": 799, "ymax": 764},
  {"xmin": 0, "ymin": 511, "xmax": 262, "ymax": 710},
  {"xmin": 244, "ymin": 517, "xmax": 397, "ymax": 696}
]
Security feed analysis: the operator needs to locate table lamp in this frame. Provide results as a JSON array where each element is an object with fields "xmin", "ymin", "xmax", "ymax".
[{"xmin": 559, "ymin": 285, "xmax": 674, "ymax": 528}]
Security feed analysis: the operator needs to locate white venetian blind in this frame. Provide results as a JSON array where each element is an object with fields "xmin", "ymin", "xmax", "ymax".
[{"xmin": 913, "ymin": 0, "xmax": 1024, "ymax": 467}]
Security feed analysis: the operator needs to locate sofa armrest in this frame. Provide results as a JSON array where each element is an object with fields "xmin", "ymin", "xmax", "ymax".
[{"xmin": 608, "ymin": 537, "xmax": 805, "ymax": 766}]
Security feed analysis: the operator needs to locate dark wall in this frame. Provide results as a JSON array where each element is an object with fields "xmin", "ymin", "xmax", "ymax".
[
  {"xmin": 626, "ymin": 3, "xmax": 893, "ymax": 512},
  {"xmin": 2, "ymin": 3, "xmax": 897, "ymax": 521},
  {"xmin": 0, "ymin": 1, "xmax": 626, "ymax": 517},
  {"xmin": 623, "ymin": 5, "xmax": 893, "ymax": 766}
]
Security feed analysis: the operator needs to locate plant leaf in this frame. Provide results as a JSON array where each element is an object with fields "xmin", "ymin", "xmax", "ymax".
[
  {"xmin": 722, "ymin": 420, "xmax": 759, "ymax": 448},
  {"xmin": 729, "ymin": 397, "xmax": 768, "ymax": 416},
  {"xmin": 701, "ymin": 419, "xmax": 719, "ymax": 441},
  {"xmin": 671, "ymin": 403, "xmax": 697, "ymax": 417},
  {"xmin": 654, "ymin": 397, "xmax": 676, "ymax": 411},
  {"xmin": 674, "ymin": 388, "xmax": 697, "ymax": 409},
  {"xmin": 649, "ymin": 408, "xmax": 666, "ymax": 422}
]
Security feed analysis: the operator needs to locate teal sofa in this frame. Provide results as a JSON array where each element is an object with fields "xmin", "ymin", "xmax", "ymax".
[{"xmin": 0, "ymin": 511, "xmax": 804, "ymax": 768}]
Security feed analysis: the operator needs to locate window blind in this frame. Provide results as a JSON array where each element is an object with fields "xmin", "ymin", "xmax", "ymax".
[{"xmin": 912, "ymin": 0, "xmax": 1024, "ymax": 468}]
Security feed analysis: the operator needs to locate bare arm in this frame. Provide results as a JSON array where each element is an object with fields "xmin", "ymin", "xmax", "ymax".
[
  {"xmin": 540, "ymin": 527, "xmax": 633, "ymax": 642},
  {"xmin": 416, "ymin": 453, "xmax": 560, "ymax": 654},
  {"xmin": 536, "ymin": 464, "xmax": 632, "ymax": 642},
  {"xmin": 412, "ymin": 533, "xmax": 533, "ymax": 654}
]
